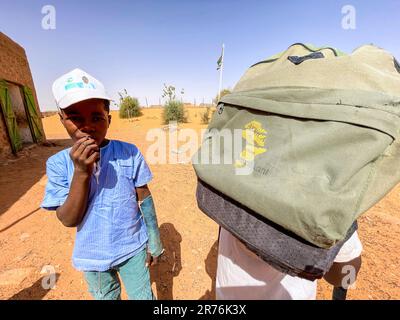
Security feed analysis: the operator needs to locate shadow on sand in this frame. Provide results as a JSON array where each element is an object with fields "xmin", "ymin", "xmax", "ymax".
[
  {"xmin": 8, "ymin": 273, "xmax": 61, "ymax": 300},
  {"xmin": 0, "ymin": 139, "xmax": 71, "ymax": 219},
  {"xmin": 150, "ymin": 222, "xmax": 182, "ymax": 300},
  {"xmin": 199, "ymin": 240, "xmax": 218, "ymax": 300}
]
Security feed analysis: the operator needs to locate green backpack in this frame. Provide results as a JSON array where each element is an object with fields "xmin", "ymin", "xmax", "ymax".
[{"xmin": 193, "ymin": 43, "xmax": 400, "ymax": 248}]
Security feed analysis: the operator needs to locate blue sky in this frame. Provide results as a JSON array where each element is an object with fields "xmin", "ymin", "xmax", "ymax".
[{"xmin": 1, "ymin": 0, "xmax": 399, "ymax": 111}]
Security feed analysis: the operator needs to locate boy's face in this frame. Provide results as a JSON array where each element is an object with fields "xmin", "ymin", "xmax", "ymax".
[{"xmin": 59, "ymin": 98, "xmax": 111, "ymax": 146}]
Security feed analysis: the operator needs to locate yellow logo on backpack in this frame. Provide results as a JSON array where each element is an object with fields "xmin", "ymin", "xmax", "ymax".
[{"xmin": 235, "ymin": 120, "xmax": 267, "ymax": 168}]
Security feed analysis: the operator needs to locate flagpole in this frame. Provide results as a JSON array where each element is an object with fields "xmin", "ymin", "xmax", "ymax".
[{"xmin": 217, "ymin": 43, "xmax": 225, "ymax": 104}]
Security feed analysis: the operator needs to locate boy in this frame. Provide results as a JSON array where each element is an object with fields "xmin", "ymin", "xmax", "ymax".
[
  {"xmin": 216, "ymin": 227, "xmax": 362, "ymax": 300},
  {"xmin": 41, "ymin": 68, "xmax": 163, "ymax": 300}
]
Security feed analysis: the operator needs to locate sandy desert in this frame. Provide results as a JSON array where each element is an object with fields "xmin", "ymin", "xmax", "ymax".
[{"xmin": 0, "ymin": 107, "xmax": 399, "ymax": 300}]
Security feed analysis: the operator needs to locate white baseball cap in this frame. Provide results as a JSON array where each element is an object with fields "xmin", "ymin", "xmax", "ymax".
[{"xmin": 52, "ymin": 68, "xmax": 111, "ymax": 110}]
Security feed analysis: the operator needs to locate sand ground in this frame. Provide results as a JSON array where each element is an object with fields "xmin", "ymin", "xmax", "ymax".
[{"xmin": 0, "ymin": 107, "xmax": 399, "ymax": 300}]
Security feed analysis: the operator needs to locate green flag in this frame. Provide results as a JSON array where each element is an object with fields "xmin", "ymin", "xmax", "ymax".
[
  {"xmin": 217, "ymin": 44, "xmax": 224, "ymax": 70},
  {"xmin": 217, "ymin": 54, "xmax": 223, "ymax": 70}
]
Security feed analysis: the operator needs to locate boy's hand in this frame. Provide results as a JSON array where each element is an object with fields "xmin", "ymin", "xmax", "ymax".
[
  {"xmin": 70, "ymin": 136, "xmax": 99, "ymax": 175},
  {"xmin": 145, "ymin": 251, "xmax": 163, "ymax": 268}
]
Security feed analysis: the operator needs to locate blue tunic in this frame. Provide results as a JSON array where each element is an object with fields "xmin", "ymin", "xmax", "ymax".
[{"xmin": 41, "ymin": 140, "xmax": 153, "ymax": 271}]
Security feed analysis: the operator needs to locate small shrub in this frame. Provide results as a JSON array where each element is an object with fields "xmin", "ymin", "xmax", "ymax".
[
  {"xmin": 162, "ymin": 100, "xmax": 187, "ymax": 124},
  {"xmin": 118, "ymin": 90, "xmax": 142, "ymax": 119},
  {"xmin": 200, "ymin": 107, "xmax": 211, "ymax": 124}
]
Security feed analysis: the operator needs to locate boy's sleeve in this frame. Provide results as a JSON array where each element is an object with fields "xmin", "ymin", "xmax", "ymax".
[
  {"xmin": 41, "ymin": 157, "xmax": 70, "ymax": 211},
  {"xmin": 132, "ymin": 148, "xmax": 153, "ymax": 187}
]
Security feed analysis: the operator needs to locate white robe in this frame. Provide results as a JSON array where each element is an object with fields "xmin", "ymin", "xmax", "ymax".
[{"xmin": 216, "ymin": 227, "xmax": 363, "ymax": 300}]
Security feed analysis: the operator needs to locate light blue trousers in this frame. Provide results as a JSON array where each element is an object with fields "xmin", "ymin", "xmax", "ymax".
[{"xmin": 84, "ymin": 248, "xmax": 155, "ymax": 300}]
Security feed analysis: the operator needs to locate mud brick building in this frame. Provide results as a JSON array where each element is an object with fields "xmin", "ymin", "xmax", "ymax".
[{"xmin": 0, "ymin": 32, "xmax": 45, "ymax": 159}]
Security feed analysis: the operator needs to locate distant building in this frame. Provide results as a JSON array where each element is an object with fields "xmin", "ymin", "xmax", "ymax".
[{"xmin": 0, "ymin": 32, "xmax": 45, "ymax": 159}]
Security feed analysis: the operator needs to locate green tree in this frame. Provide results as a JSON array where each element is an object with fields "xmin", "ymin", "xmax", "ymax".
[
  {"xmin": 161, "ymin": 83, "xmax": 187, "ymax": 123},
  {"xmin": 118, "ymin": 89, "xmax": 142, "ymax": 119},
  {"xmin": 162, "ymin": 100, "xmax": 187, "ymax": 124}
]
